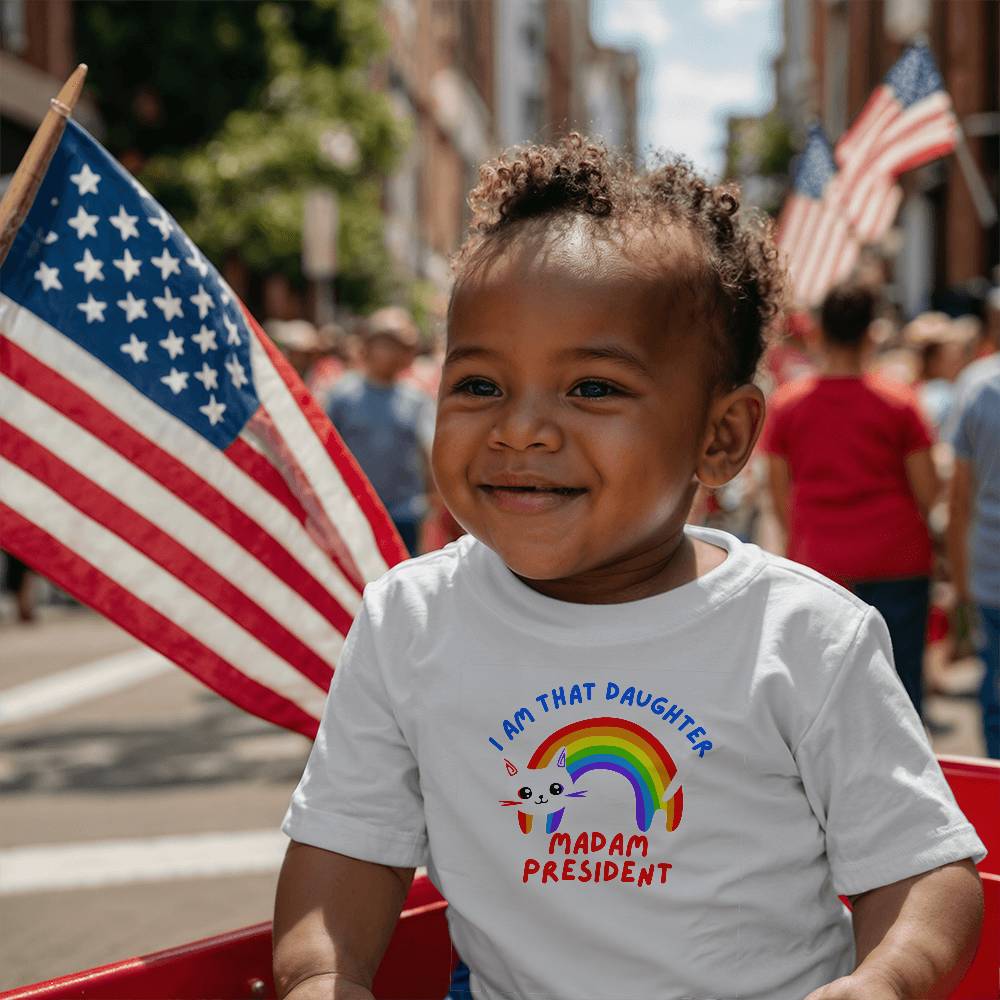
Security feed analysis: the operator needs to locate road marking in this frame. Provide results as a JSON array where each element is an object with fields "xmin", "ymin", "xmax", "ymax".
[
  {"xmin": 0, "ymin": 647, "xmax": 171, "ymax": 727},
  {"xmin": 0, "ymin": 830, "xmax": 289, "ymax": 894}
]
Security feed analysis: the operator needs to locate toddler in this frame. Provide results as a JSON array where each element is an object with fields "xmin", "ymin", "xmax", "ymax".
[{"xmin": 274, "ymin": 135, "xmax": 984, "ymax": 1000}]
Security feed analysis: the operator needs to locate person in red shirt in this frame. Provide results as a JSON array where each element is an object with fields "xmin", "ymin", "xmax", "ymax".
[{"xmin": 762, "ymin": 281, "xmax": 939, "ymax": 720}]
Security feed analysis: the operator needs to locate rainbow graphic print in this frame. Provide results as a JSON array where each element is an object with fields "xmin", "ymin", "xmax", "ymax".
[{"xmin": 528, "ymin": 717, "xmax": 684, "ymax": 834}]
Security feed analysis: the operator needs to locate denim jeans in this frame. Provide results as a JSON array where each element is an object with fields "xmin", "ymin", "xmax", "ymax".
[
  {"xmin": 977, "ymin": 604, "xmax": 1000, "ymax": 759},
  {"xmin": 851, "ymin": 577, "xmax": 930, "ymax": 719}
]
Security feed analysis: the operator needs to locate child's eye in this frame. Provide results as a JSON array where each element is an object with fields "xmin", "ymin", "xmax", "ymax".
[
  {"xmin": 569, "ymin": 379, "xmax": 620, "ymax": 399},
  {"xmin": 453, "ymin": 376, "xmax": 501, "ymax": 397}
]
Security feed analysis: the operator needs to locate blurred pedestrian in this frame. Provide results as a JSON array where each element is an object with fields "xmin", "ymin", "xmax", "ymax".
[
  {"xmin": 269, "ymin": 319, "xmax": 326, "ymax": 379},
  {"xmin": 325, "ymin": 306, "xmax": 434, "ymax": 556},
  {"xmin": 951, "ymin": 287, "xmax": 1000, "ymax": 404},
  {"xmin": 904, "ymin": 312, "xmax": 976, "ymax": 432},
  {"xmin": 305, "ymin": 321, "xmax": 354, "ymax": 411},
  {"xmin": 946, "ymin": 364, "xmax": 1000, "ymax": 758},
  {"xmin": 2, "ymin": 551, "xmax": 36, "ymax": 623},
  {"xmin": 762, "ymin": 281, "xmax": 938, "ymax": 718}
]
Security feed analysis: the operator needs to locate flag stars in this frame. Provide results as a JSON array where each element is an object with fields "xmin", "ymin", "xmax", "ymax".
[
  {"xmin": 43, "ymin": 231, "xmax": 59, "ymax": 245},
  {"xmin": 191, "ymin": 324, "xmax": 218, "ymax": 353},
  {"xmin": 113, "ymin": 248, "xmax": 142, "ymax": 282},
  {"xmin": 190, "ymin": 284, "xmax": 215, "ymax": 320},
  {"xmin": 185, "ymin": 243, "xmax": 209, "ymax": 278},
  {"xmin": 225, "ymin": 355, "xmax": 248, "ymax": 389},
  {"xmin": 160, "ymin": 367, "xmax": 189, "ymax": 394},
  {"xmin": 153, "ymin": 286, "xmax": 184, "ymax": 322},
  {"xmin": 77, "ymin": 294, "xmax": 107, "ymax": 324},
  {"xmin": 109, "ymin": 205, "xmax": 140, "ymax": 240},
  {"xmin": 150, "ymin": 247, "xmax": 180, "ymax": 281},
  {"xmin": 117, "ymin": 291, "xmax": 148, "ymax": 323},
  {"xmin": 34, "ymin": 262, "xmax": 63, "ymax": 292},
  {"xmin": 120, "ymin": 333, "xmax": 149, "ymax": 364},
  {"xmin": 70, "ymin": 163, "xmax": 101, "ymax": 196},
  {"xmin": 199, "ymin": 395, "xmax": 227, "ymax": 426},
  {"xmin": 67, "ymin": 205, "xmax": 99, "ymax": 239},
  {"xmin": 194, "ymin": 362, "xmax": 219, "ymax": 391},
  {"xmin": 147, "ymin": 211, "xmax": 172, "ymax": 240},
  {"xmin": 74, "ymin": 248, "xmax": 104, "ymax": 283},
  {"xmin": 223, "ymin": 314, "xmax": 241, "ymax": 346},
  {"xmin": 158, "ymin": 329, "xmax": 185, "ymax": 359}
]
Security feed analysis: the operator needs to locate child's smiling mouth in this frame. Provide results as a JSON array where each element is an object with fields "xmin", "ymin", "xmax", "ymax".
[{"xmin": 478, "ymin": 480, "xmax": 588, "ymax": 514}]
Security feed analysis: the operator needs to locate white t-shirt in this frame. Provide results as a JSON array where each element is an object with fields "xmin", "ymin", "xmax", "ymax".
[{"xmin": 283, "ymin": 526, "xmax": 985, "ymax": 1000}]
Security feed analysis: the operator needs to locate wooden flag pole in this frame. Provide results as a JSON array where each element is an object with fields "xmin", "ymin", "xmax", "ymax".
[{"xmin": 0, "ymin": 63, "xmax": 88, "ymax": 268}]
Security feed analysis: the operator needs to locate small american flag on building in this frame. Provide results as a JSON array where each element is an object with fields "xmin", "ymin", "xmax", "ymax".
[
  {"xmin": 835, "ymin": 43, "xmax": 957, "ymax": 244},
  {"xmin": 0, "ymin": 120, "xmax": 408, "ymax": 738},
  {"xmin": 776, "ymin": 124, "xmax": 861, "ymax": 309}
]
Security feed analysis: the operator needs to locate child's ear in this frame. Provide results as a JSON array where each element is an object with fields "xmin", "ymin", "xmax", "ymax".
[{"xmin": 696, "ymin": 383, "xmax": 765, "ymax": 489}]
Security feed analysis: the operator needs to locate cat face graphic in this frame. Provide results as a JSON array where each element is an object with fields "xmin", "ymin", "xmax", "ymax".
[{"xmin": 499, "ymin": 749, "xmax": 587, "ymax": 834}]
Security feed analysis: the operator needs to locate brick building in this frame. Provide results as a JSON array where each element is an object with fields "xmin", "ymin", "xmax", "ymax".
[
  {"xmin": 775, "ymin": 0, "xmax": 999, "ymax": 315},
  {"xmin": 382, "ymin": 0, "xmax": 638, "ymax": 298},
  {"xmin": 0, "ymin": 0, "xmax": 99, "ymax": 182}
]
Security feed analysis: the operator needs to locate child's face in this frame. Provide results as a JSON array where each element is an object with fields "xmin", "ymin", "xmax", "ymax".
[{"xmin": 433, "ymin": 221, "xmax": 746, "ymax": 588}]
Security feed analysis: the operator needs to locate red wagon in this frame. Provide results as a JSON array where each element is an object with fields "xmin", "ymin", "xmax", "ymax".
[{"xmin": 5, "ymin": 755, "xmax": 998, "ymax": 1000}]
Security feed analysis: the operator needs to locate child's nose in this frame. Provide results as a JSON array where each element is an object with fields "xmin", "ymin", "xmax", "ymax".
[{"xmin": 488, "ymin": 393, "xmax": 563, "ymax": 452}]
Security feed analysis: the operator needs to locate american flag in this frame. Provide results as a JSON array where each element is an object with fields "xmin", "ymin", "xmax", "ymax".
[
  {"xmin": 776, "ymin": 124, "xmax": 860, "ymax": 309},
  {"xmin": 835, "ymin": 43, "xmax": 957, "ymax": 244},
  {"xmin": 0, "ymin": 120, "xmax": 408, "ymax": 738}
]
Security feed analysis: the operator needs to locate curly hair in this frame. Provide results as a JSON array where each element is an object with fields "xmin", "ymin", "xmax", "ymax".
[{"xmin": 452, "ymin": 133, "xmax": 786, "ymax": 386}]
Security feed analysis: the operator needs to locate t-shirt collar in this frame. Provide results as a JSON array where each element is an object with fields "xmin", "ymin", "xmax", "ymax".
[{"xmin": 461, "ymin": 524, "xmax": 764, "ymax": 645}]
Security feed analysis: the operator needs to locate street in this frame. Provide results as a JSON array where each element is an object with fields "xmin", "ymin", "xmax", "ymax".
[
  {"xmin": 0, "ymin": 608, "xmax": 312, "ymax": 990},
  {"xmin": 1, "ymin": 604, "xmax": 988, "ymax": 990}
]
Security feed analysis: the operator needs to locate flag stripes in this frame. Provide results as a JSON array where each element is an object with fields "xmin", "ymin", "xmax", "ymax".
[
  {"xmin": 0, "ymin": 293, "xmax": 404, "ymax": 736},
  {"xmin": 2, "ymin": 302, "xmax": 364, "ymax": 622},
  {"xmin": 0, "ymin": 419, "xmax": 337, "ymax": 688},
  {"xmin": 0, "ymin": 503, "xmax": 325, "ymax": 736},
  {"xmin": 834, "ymin": 44, "xmax": 957, "ymax": 247},
  {"xmin": 245, "ymin": 319, "xmax": 399, "ymax": 583},
  {"xmin": 776, "ymin": 125, "xmax": 860, "ymax": 308},
  {"xmin": 0, "ymin": 467, "xmax": 329, "ymax": 729}
]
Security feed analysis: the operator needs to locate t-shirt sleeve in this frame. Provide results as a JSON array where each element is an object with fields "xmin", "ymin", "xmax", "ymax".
[
  {"xmin": 281, "ymin": 600, "xmax": 428, "ymax": 867},
  {"xmin": 899, "ymin": 396, "xmax": 935, "ymax": 454},
  {"xmin": 794, "ymin": 608, "xmax": 985, "ymax": 896}
]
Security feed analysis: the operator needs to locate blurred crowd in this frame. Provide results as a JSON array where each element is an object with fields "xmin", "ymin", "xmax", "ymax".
[
  {"xmin": 265, "ymin": 305, "xmax": 463, "ymax": 558},
  {"xmin": 710, "ymin": 267, "xmax": 1000, "ymax": 760}
]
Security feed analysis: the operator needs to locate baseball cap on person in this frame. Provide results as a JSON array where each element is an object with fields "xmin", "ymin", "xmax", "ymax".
[{"xmin": 364, "ymin": 306, "xmax": 419, "ymax": 349}]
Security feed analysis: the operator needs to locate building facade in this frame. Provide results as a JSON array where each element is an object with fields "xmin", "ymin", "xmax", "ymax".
[
  {"xmin": 381, "ymin": 0, "xmax": 638, "ymax": 299},
  {"xmin": 0, "ymin": 0, "xmax": 100, "ymax": 183},
  {"xmin": 775, "ymin": 0, "xmax": 998, "ymax": 315}
]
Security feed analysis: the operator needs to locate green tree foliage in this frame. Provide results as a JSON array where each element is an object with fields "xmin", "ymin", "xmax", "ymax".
[{"xmin": 75, "ymin": 0, "xmax": 408, "ymax": 311}]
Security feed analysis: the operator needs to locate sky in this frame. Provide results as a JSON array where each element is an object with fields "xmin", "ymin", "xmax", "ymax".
[{"xmin": 590, "ymin": 0, "xmax": 782, "ymax": 178}]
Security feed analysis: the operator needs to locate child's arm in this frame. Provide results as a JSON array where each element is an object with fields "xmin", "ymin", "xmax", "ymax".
[
  {"xmin": 805, "ymin": 859, "xmax": 983, "ymax": 999},
  {"xmin": 273, "ymin": 841, "xmax": 415, "ymax": 1000}
]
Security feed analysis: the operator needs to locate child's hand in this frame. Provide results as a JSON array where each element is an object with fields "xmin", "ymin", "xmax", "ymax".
[
  {"xmin": 282, "ymin": 971, "xmax": 375, "ymax": 1000},
  {"xmin": 803, "ymin": 970, "xmax": 901, "ymax": 1000}
]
